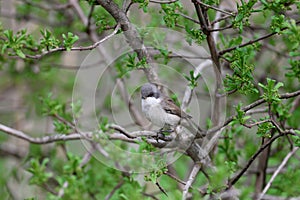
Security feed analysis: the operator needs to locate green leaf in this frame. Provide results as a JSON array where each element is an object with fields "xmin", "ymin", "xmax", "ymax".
[
  {"xmin": 62, "ymin": 32, "xmax": 79, "ymax": 51},
  {"xmin": 183, "ymin": 70, "xmax": 201, "ymax": 89},
  {"xmin": 257, "ymin": 119, "xmax": 274, "ymax": 138},
  {"xmin": 27, "ymin": 158, "xmax": 53, "ymax": 185},
  {"xmin": 15, "ymin": 49, "xmax": 26, "ymax": 58},
  {"xmin": 259, "ymin": 78, "xmax": 283, "ymax": 103}
]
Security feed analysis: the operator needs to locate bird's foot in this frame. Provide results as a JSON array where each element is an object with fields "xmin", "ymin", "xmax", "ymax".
[
  {"xmin": 155, "ymin": 128, "xmax": 174, "ymax": 142},
  {"xmin": 158, "ymin": 128, "xmax": 173, "ymax": 134}
]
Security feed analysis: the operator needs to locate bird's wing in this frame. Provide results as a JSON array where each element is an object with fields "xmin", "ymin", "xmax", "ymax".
[{"xmin": 161, "ymin": 96, "xmax": 192, "ymax": 119}]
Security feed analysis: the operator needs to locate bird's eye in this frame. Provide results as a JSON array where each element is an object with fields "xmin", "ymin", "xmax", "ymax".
[{"xmin": 147, "ymin": 92, "xmax": 154, "ymax": 97}]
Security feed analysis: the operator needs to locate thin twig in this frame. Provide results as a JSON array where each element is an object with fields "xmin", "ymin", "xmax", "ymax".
[
  {"xmin": 209, "ymin": 24, "xmax": 233, "ymax": 32},
  {"xmin": 216, "ymin": 88, "xmax": 238, "ymax": 98},
  {"xmin": 115, "ymin": 78, "xmax": 148, "ymax": 127},
  {"xmin": 86, "ymin": 4, "xmax": 95, "ymax": 33},
  {"xmin": 0, "ymin": 142, "xmax": 27, "ymax": 158},
  {"xmin": 25, "ymin": 24, "xmax": 120, "ymax": 59},
  {"xmin": 52, "ymin": 113, "xmax": 75, "ymax": 128},
  {"xmin": 227, "ymin": 134, "xmax": 284, "ymax": 189},
  {"xmin": 149, "ymin": 0, "xmax": 178, "ymax": 4},
  {"xmin": 69, "ymin": 0, "xmax": 88, "ymax": 24},
  {"xmin": 164, "ymin": 171, "xmax": 207, "ymax": 194},
  {"xmin": 219, "ymin": 32, "xmax": 277, "ymax": 56},
  {"xmin": 104, "ymin": 179, "xmax": 125, "ymax": 200},
  {"xmin": 290, "ymin": 95, "xmax": 300, "ymax": 113},
  {"xmin": 246, "ymin": 107, "xmax": 268, "ymax": 115},
  {"xmin": 181, "ymin": 59, "xmax": 212, "ymax": 111},
  {"xmin": 203, "ymin": 89, "xmax": 300, "ymax": 138},
  {"xmin": 211, "ymin": 14, "xmax": 235, "ymax": 25},
  {"xmin": 243, "ymin": 119, "xmax": 271, "ymax": 128},
  {"xmin": 125, "ymin": 1, "xmax": 134, "ymax": 14},
  {"xmin": 109, "ymin": 124, "xmax": 136, "ymax": 139},
  {"xmin": 156, "ymin": 181, "xmax": 168, "ymax": 197},
  {"xmin": 164, "ymin": 171, "xmax": 186, "ymax": 186},
  {"xmin": 258, "ymin": 147, "xmax": 299, "ymax": 200},
  {"xmin": 177, "ymin": 12, "xmax": 200, "ymax": 25},
  {"xmin": 194, "ymin": 0, "xmax": 235, "ymax": 16},
  {"xmin": 18, "ymin": 0, "xmax": 72, "ymax": 11},
  {"xmin": 219, "ymin": 20, "xmax": 300, "ymax": 56},
  {"xmin": 142, "ymin": 192, "xmax": 159, "ymax": 200},
  {"xmin": 58, "ymin": 181, "xmax": 69, "ymax": 198}
]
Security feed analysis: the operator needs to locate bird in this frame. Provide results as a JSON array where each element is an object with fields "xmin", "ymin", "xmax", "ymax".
[{"xmin": 140, "ymin": 83, "xmax": 202, "ymax": 136}]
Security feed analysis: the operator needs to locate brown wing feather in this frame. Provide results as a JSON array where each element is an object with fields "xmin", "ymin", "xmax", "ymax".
[{"xmin": 161, "ymin": 96, "xmax": 192, "ymax": 119}]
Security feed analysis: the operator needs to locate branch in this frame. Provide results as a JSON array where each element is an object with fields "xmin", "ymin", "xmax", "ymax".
[
  {"xmin": 86, "ymin": 4, "xmax": 95, "ymax": 33},
  {"xmin": 0, "ymin": 123, "xmax": 93, "ymax": 144},
  {"xmin": 219, "ymin": 20, "xmax": 300, "ymax": 56},
  {"xmin": 149, "ymin": 0, "xmax": 178, "ymax": 4},
  {"xmin": 194, "ymin": 0, "xmax": 235, "ymax": 16},
  {"xmin": 115, "ymin": 78, "xmax": 148, "ymax": 127},
  {"xmin": 109, "ymin": 124, "xmax": 136, "ymax": 139},
  {"xmin": 109, "ymin": 124, "xmax": 170, "ymax": 140},
  {"xmin": 25, "ymin": 25, "xmax": 120, "ymax": 59},
  {"xmin": 227, "ymin": 134, "xmax": 284, "ymax": 189},
  {"xmin": 209, "ymin": 24, "xmax": 233, "ymax": 32},
  {"xmin": 155, "ymin": 181, "xmax": 168, "ymax": 197},
  {"xmin": 243, "ymin": 119, "xmax": 271, "ymax": 129},
  {"xmin": 182, "ymin": 163, "xmax": 201, "ymax": 200},
  {"xmin": 0, "ymin": 121, "xmax": 174, "ymax": 147},
  {"xmin": 181, "ymin": 60, "xmax": 212, "ymax": 112},
  {"xmin": 203, "ymin": 89, "xmax": 300, "ymax": 138},
  {"xmin": 290, "ymin": 95, "xmax": 300, "ymax": 113},
  {"xmin": 164, "ymin": 171, "xmax": 207, "ymax": 195},
  {"xmin": 69, "ymin": 0, "xmax": 88, "ymax": 25},
  {"xmin": 246, "ymin": 107, "xmax": 268, "ymax": 115},
  {"xmin": 164, "ymin": 171, "xmax": 186, "ymax": 186},
  {"xmin": 142, "ymin": 192, "xmax": 159, "ymax": 200},
  {"xmin": 258, "ymin": 147, "xmax": 299, "ymax": 200},
  {"xmin": 18, "ymin": 0, "xmax": 72, "ymax": 11},
  {"xmin": 192, "ymin": 0, "xmax": 222, "ymax": 127},
  {"xmin": 211, "ymin": 14, "xmax": 235, "ymax": 25},
  {"xmin": 58, "ymin": 181, "xmax": 69, "ymax": 198},
  {"xmin": 219, "ymin": 32, "xmax": 277, "ymax": 56},
  {"xmin": 97, "ymin": 0, "xmax": 160, "ymax": 84},
  {"xmin": 177, "ymin": 12, "xmax": 200, "ymax": 25},
  {"xmin": 104, "ymin": 179, "xmax": 125, "ymax": 200},
  {"xmin": 0, "ymin": 142, "xmax": 27, "ymax": 158}
]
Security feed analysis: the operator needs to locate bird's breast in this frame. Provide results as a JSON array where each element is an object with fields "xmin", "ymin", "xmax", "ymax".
[{"xmin": 142, "ymin": 97, "xmax": 180, "ymax": 127}]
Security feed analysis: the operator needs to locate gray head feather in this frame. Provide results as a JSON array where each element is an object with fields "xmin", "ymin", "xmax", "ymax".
[{"xmin": 141, "ymin": 83, "xmax": 161, "ymax": 99}]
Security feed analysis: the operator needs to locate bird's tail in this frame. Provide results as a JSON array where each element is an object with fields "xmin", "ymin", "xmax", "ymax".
[{"xmin": 179, "ymin": 118, "xmax": 205, "ymax": 138}]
